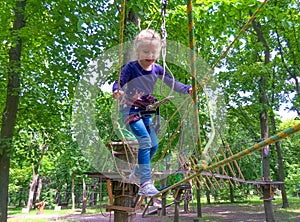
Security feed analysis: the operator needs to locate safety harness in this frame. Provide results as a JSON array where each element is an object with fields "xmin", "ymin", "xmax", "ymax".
[{"xmin": 122, "ymin": 95, "xmax": 174, "ymax": 133}]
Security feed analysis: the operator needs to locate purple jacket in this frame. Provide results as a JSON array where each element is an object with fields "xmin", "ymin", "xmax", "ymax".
[{"xmin": 112, "ymin": 61, "xmax": 190, "ymax": 98}]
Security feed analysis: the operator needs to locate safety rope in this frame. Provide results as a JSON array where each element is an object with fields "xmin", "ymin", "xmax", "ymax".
[
  {"xmin": 152, "ymin": 0, "xmax": 270, "ymax": 178},
  {"xmin": 160, "ymin": 0, "xmax": 175, "ymax": 97},
  {"xmin": 112, "ymin": 0, "xmax": 126, "ymax": 135},
  {"xmin": 151, "ymin": 0, "xmax": 199, "ymax": 171},
  {"xmin": 161, "ymin": 0, "xmax": 167, "ymax": 49},
  {"xmin": 201, "ymin": 0, "xmax": 269, "ymax": 86},
  {"xmin": 112, "ymin": 0, "xmax": 137, "ymax": 177},
  {"xmin": 117, "ymin": 0, "xmax": 126, "ymax": 92},
  {"xmin": 187, "ymin": 0, "xmax": 203, "ymax": 164}
]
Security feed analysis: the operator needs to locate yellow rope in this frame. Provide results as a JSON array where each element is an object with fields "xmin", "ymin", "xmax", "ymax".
[
  {"xmin": 112, "ymin": 0, "xmax": 126, "ymax": 137},
  {"xmin": 187, "ymin": 0, "xmax": 203, "ymax": 167},
  {"xmin": 201, "ymin": 0, "xmax": 269, "ymax": 86},
  {"xmin": 152, "ymin": 0, "xmax": 270, "ymax": 176},
  {"xmin": 149, "ymin": 123, "xmax": 300, "ymax": 198},
  {"xmin": 117, "ymin": 0, "xmax": 126, "ymax": 91},
  {"xmin": 112, "ymin": 0, "xmax": 137, "ymax": 175}
]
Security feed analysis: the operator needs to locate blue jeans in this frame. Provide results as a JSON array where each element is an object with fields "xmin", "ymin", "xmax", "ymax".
[{"xmin": 129, "ymin": 115, "xmax": 158, "ymax": 185}]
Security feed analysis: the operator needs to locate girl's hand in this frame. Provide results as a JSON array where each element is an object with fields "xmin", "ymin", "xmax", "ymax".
[
  {"xmin": 112, "ymin": 90, "xmax": 124, "ymax": 99},
  {"xmin": 188, "ymin": 87, "xmax": 193, "ymax": 96}
]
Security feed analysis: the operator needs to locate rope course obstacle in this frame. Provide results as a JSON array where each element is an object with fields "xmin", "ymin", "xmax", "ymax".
[
  {"xmin": 86, "ymin": 122, "xmax": 300, "ymax": 220},
  {"xmin": 74, "ymin": 0, "xmax": 300, "ymax": 221},
  {"xmin": 141, "ymin": 123, "xmax": 300, "ymax": 219},
  {"xmin": 147, "ymin": 123, "xmax": 300, "ymax": 196}
]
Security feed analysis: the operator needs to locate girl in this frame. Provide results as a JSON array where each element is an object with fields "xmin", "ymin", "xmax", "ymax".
[{"xmin": 112, "ymin": 29, "xmax": 192, "ymax": 196}]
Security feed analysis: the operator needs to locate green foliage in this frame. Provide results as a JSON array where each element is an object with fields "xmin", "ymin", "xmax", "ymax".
[
  {"xmin": 285, "ymin": 163, "xmax": 300, "ymax": 196},
  {"xmin": 278, "ymin": 120, "xmax": 300, "ymax": 196},
  {"xmin": 1, "ymin": 0, "xmax": 300, "ymax": 211}
]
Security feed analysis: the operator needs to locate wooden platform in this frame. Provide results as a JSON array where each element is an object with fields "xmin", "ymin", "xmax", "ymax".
[
  {"xmin": 106, "ymin": 205, "xmax": 136, "ymax": 212},
  {"xmin": 85, "ymin": 172, "xmax": 124, "ymax": 182}
]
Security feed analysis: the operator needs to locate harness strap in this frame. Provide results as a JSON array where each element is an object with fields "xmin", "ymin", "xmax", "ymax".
[
  {"xmin": 123, "ymin": 95, "xmax": 173, "ymax": 133},
  {"xmin": 123, "ymin": 109, "xmax": 160, "ymax": 132},
  {"xmin": 122, "ymin": 95, "xmax": 157, "ymax": 110}
]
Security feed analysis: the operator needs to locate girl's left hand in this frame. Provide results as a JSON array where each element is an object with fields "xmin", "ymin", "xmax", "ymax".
[{"xmin": 188, "ymin": 87, "xmax": 193, "ymax": 96}]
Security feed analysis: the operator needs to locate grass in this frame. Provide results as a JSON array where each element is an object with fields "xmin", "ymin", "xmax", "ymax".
[
  {"xmin": 8, "ymin": 207, "xmax": 103, "ymax": 215},
  {"xmin": 7, "ymin": 197, "xmax": 300, "ymax": 222},
  {"xmin": 190, "ymin": 197, "xmax": 300, "ymax": 222},
  {"xmin": 274, "ymin": 198, "xmax": 300, "ymax": 220},
  {"xmin": 7, "ymin": 207, "xmax": 103, "ymax": 222}
]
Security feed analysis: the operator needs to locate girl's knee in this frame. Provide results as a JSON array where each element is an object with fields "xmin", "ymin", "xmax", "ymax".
[{"xmin": 150, "ymin": 145, "xmax": 158, "ymax": 159}]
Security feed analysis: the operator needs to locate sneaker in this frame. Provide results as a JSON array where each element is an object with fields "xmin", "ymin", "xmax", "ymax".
[
  {"xmin": 128, "ymin": 172, "xmax": 139, "ymax": 184},
  {"xmin": 138, "ymin": 181, "xmax": 159, "ymax": 197}
]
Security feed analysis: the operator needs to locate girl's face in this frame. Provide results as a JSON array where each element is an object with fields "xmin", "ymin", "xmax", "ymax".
[{"xmin": 136, "ymin": 40, "xmax": 160, "ymax": 69}]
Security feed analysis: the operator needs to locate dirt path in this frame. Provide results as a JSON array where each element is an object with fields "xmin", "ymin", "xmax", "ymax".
[{"xmin": 8, "ymin": 204, "xmax": 300, "ymax": 222}]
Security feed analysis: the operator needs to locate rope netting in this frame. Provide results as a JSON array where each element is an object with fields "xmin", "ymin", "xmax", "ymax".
[{"xmin": 70, "ymin": 0, "xmax": 299, "ymax": 189}]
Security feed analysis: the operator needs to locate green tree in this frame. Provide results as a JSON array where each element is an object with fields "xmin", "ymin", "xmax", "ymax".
[
  {"xmin": 0, "ymin": 1, "xmax": 26, "ymax": 220},
  {"xmin": 1, "ymin": 1, "xmax": 300, "ymax": 221}
]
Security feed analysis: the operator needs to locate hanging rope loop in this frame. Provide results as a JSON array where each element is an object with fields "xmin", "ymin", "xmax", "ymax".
[
  {"xmin": 161, "ymin": 0, "xmax": 168, "ymax": 49},
  {"xmin": 159, "ymin": 0, "xmax": 175, "ymax": 97},
  {"xmin": 117, "ymin": 0, "xmax": 126, "ymax": 92}
]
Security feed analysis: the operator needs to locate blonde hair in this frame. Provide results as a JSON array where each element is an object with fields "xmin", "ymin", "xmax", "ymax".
[{"xmin": 134, "ymin": 29, "xmax": 161, "ymax": 51}]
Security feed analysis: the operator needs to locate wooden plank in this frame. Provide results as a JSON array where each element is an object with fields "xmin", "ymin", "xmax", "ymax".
[
  {"xmin": 106, "ymin": 140, "xmax": 139, "ymax": 149},
  {"xmin": 106, "ymin": 205, "xmax": 136, "ymax": 212},
  {"xmin": 85, "ymin": 172, "xmax": 123, "ymax": 181}
]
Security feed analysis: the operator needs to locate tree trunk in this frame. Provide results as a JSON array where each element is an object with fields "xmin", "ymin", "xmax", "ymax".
[
  {"xmin": 81, "ymin": 178, "xmax": 87, "ymax": 213},
  {"xmin": 35, "ymin": 178, "xmax": 43, "ymax": 204},
  {"xmin": 252, "ymin": 14, "xmax": 275, "ymax": 222},
  {"xmin": 273, "ymin": 26, "xmax": 291, "ymax": 208},
  {"xmin": 260, "ymin": 109, "xmax": 275, "ymax": 222},
  {"xmin": 0, "ymin": 1, "xmax": 26, "ymax": 221},
  {"xmin": 18, "ymin": 191, "xmax": 23, "ymax": 207},
  {"xmin": 27, "ymin": 175, "xmax": 39, "ymax": 211},
  {"xmin": 26, "ymin": 143, "xmax": 46, "ymax": 211},
  {"xmin": 270, "ymin": 116, "xmax": 289, "ymax": 208},
  {"xmin": 71, "ymin": 173, "xmax": 75, "ymax": 210},
  {"xmin": 123, "ymin": 2, "xmax": 141, "ymax": 63},
  {"xmin": 205, "ymin": 189, "xmax": 210, "ymax": 204},
  {"xmin": 26, "ymin": 172, "xmax": 38, "ymax": 211}
]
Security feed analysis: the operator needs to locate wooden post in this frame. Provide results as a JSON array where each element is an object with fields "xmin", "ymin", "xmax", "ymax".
[
  {"xmin": 173, "ymin": 188, "xmax": 181, "ymax": 222},
  {"xmin": 106, "ymin": 179, "xmax": 114, "ymax": 205},
  {"xmin": 196, "ymin": 181, "xmax": 202, "ymax": 218},
  {"xmin": 229, "ymin": 179, "xmax": 234, "ymax": 203},
  {"xmin": 106, "ymin": 141, "xmax": 139, "ymax": 222},
  {"xmin": 161, "ymin": 192, "xmax": 167, "ymax": 216}
]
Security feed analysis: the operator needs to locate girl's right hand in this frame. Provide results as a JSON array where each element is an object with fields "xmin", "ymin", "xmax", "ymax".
[{"xmin": 112, "ymin": 90, "xmax": 124, "ymax": 99}]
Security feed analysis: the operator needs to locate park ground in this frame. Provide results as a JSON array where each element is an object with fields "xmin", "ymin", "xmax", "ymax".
[{"xmin": 7, "ymin": 200, "xmax": 300, "ymax": 222}]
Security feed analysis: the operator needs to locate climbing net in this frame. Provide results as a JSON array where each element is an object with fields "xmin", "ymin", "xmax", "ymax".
[
  {"xmin": 102, "ymin": 0, "xmax": 227, "ymax": 182},
  {"xmin": 70, "ymin": 0, "xmax": 300, "ymax": 188}
]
